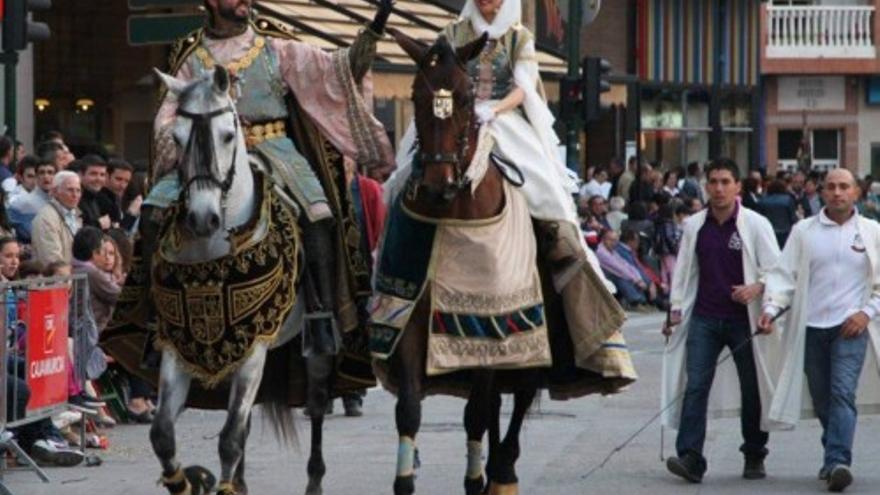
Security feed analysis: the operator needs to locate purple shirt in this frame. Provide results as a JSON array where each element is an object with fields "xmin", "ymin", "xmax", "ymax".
[{"xmin": 694, "ymin": 207, "xmax": 749, "ymax": 322}]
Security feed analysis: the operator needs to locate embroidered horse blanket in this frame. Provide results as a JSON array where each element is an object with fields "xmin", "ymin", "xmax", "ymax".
[{"xmin": 370, "ymin": 181, "xmax": 551, "ymax": 375}]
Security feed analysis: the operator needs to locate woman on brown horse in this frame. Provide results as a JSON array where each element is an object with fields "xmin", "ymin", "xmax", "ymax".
[{"xmin": 373, "ymin": 2, "xmax": 638, "ymax": 493}]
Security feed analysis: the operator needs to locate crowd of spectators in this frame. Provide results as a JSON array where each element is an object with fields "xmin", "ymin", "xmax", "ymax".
[{"xmin": 577, "ymin": 155, "xmax": 868, "ymax": 313}]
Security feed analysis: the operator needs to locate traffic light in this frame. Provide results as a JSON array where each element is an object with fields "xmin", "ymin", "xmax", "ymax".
[
  {"xmin": 582, "ymin": 56, "xmax": 612, "ymax": 123},
  {"xmin": 559, "ymin": 76, "xmax": 582, "ymax": 123},
  {"xmin": 2, "ymin": 0, "xmax": 51, "ymax": 53}
]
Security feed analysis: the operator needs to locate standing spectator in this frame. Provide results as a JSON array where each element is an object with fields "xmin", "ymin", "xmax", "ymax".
[
  {"xmin": 72, "ymin": 227, "xmax": 121, "ymax": 331},
  {"xmin": 78, "ymin": 155, "xmax": 116, "ymax": 230},
  {"xmin": 38, "ymin": 142, "xmax": 74, "ymax": 172},
  {"xmin": 629, "ymin": 162, "xmax": 656, "ymax": 203},
  {"xmin": 606, "ymin": 196, "xmax": 628, "ymax": 232},
  {"xmin": 104, "ymin": 159, "xmax": 141, "ymax": 234},
  {"xmin": 621, "ymin": 201, "xmax": 655, "ymax": 259},
  {"xmin": 580, "ymin": 168, "xmax": 612, "ymax": 200},
  {"xmin": 653, "ymin": 203, "xmax": 681, "ymax": 292},
  {"xmin": 860, "ymin": 181, "xmax": 880, "ymax": 221},
  {"xmin": 0, "ymin": 136, "xmax": 14, "ymax": 182},
  {"xmin": 607, "ymin": 158, "xmax": 625, "ymax": 198},
  {"xmin": 741, "ymin": 176, "xmax": 763, "ymax": 211},
  {"xmin": 687, "ymin": 196, "xmax": 704, "ymax": 215},
  {"xmin": 7, "ymin": 158, "xmax": 56, "ymax": 242},
  {"xmin": 789, "ymin": 170, "xmax": 807, "ymax": 205},
  {"xmin": 759, "ymin": 168, "xmax": 880, "ymax": 492},
  {"xmin": 758, "ymin": 180, "xmax": 799, "ymax": 248},
  {"xmin": 663, "ymin": 170, "xmax": 680, "ymax": 198},
  {"xmin": 800, "ymin": 174, "xmax": 823, "ymax": 218},
  {"xmin": 662, "ymin": 158, "xmax": 781, "ymax": 483},
  {"xmin": 617, "ymin": 156, "xmax": 638, "ymax": 202},
  {"xmin": 5, "ymin": 155, "xmax": 38, "ymax": 203},
  {"xmin": 680, "ymin": 162, "xmax": 704, "ymax": 202},
  {"xmin": 31, "ymin": 171, "xmax": 82, "ymax": 265}
]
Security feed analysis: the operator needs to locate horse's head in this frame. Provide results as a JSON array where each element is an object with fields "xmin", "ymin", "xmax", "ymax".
[
  {"xmin": 392, "ymin": 29, "xmax": 488, "ymax": 203},
  {"xmin": 155, "ymin": 66, "xmax": 244, "ymax": 237}
]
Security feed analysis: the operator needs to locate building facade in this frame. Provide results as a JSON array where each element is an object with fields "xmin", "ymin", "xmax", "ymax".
[{"xmin": 761, "ymin": 0, "xmax": 880, "ymax": 177}]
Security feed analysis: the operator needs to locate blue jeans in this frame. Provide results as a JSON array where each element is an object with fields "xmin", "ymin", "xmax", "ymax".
[
  {"xmin": 804, "ymin": 325, "xmax": 868, "ymax": 470},
  {"xmin": 676, "ymin": 314, "xmax": 769, "ymax": 469},
  {"xmin": 605, "ymin": 273, "xmax": 647, "ymax": 305}
]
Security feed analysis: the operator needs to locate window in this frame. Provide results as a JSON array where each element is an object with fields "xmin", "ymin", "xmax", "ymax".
[{"xmin": 777, "ymin": 128, "xmax": 840, "ymax": 172}]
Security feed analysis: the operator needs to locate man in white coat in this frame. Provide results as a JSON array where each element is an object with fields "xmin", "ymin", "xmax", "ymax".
[
  {"xmin": 662, "ymin": 158, "xmax": 781, "ymax": 483},
  {"xmin": 759, "ymin": 168, "xmax": 880, "ymax": 492}
]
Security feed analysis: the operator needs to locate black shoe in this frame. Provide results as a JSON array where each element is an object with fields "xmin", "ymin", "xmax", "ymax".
[
  {"xmin": 666, "ymin": 453, "xmax": 704, "ymax": 483},
  {"xmin": 343, "ymin": 400, "xmax": 363, "ymax": 417},
  {"xmin": 819, "ymin": 467, "xmax": 830, "ymax": 481},
  {"xmin": 127, "ymin": 408, "xmax": 154, "ymax": 424},
  {"xmin": 827, "ymin": 465, "xmax": 853, "ymax": 492},
  {"xmin": 69, "ymin": 392, "xmax": 105, "ymax": 409},
  {"xmin": 743, "ymin": 457, "xmax": 766, "ymax": 480}
]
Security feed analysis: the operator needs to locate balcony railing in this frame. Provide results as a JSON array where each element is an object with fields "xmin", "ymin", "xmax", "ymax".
[{"xmin": 767, "ymin": 5, "xmax": 875, "ymax": 59}]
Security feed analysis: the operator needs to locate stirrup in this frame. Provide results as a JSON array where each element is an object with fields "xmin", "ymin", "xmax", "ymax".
[{"xmin": 302, "ymin": 311, "xmax": 342, "ymax": 357}]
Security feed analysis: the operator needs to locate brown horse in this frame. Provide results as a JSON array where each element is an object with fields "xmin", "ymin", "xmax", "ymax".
[{"xmin": 386, "ymin": 29, "xmax": 540, "ymax": 495}]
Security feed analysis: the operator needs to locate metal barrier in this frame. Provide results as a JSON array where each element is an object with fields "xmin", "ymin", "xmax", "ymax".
[{"xmin": 0, "ymin": 274, "xmax": 90, "ymax": 490}]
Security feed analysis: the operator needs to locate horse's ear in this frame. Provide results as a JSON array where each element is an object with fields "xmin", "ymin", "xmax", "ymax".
[
  {"xmin": 455, "ymin": 32, "xmax": 489, "ymax": 63},
  {"xmin": 213, "ymin": 66, "xmax": 231, "ymax": 95},
  {"xmin": 390, "ymin": 27, "xmax": 428, "ymax": 63},
  {"xmin": 153, "ymin": 68, "xmax": 187, "ymax": 96}
]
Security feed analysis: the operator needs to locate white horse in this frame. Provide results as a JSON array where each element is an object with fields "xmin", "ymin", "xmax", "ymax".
[{"xmin": 151, "ymin": 66, "xmax": 333, "ymax": 495}]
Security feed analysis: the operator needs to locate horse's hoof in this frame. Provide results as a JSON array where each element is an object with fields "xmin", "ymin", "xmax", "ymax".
[
  {"xmin": 393, "ymin": 475, "xmax": 416, "ymax": 495},
  {"xmin": 464, "ymin": 475, "xmax": 485, "ymax": 495},
  {"xmin": 183, "ymin": 465, "xmax": 216, "ymax": 495},
  {"xmin": 487, "ymin": 482, "xmax": 518, "ymax": 495},
  {"xmin": 305, "ymin": 478, "xmax": 323, "ymax": 495}
]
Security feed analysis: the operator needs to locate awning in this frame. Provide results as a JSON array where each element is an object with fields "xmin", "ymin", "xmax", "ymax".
[{"xmin": 254, "ymin": 0, "xmax": 567, "ymax": 75}]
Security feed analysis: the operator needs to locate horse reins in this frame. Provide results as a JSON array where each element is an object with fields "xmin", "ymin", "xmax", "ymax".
[{"xmin": 175, "ymin": 105, "xmax": 239, "ymax": 208}]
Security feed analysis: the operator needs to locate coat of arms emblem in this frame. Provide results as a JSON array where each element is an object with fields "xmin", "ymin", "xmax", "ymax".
[{"xmin": 433, "ymin": 89, "xmax": 454, "ymax": 120}]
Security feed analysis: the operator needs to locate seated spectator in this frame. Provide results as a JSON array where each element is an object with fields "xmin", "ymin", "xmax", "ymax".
[
  {"xmin": 620, "ymin": 230, "xmax": 667, "ymax": 303},
  {"xmin": 757, "ymin": 179, "xmax": 798, "ymax": 247},
  {"xmin": 606, "ymin": 196, "xmax": 628, "ymax": 232},
  {"xmin": 78, "ymin": 155, "xmax": 116, "ymax": 230},
  {"xmin": 595, "ymin": 229, "xmax": 652, "ymax": 311},
  {"xmin": 589, "ymin": 195, "xmax": 611, "ymax": 231},
  {"xmin": 6, "ymin": 374, "xmax": 84, "ymax": 467},
  {"xmin": 32, "ymin": 171, "xmax": 82, "ymax": 266},
  {"xmin": 8, "ymin": 158, "xmax": 56, "ymax": 242},
  {"xmin": 580, "ymin": 167, "xmax": 612, "ymax": 200},
  {"xmin": 621, "ymin": 201, "xmax": 655, "ymax": 259}
]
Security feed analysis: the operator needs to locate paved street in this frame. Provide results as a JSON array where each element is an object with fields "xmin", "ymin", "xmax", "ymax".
[{"xmin": 6, "ymin": 312, "xmax": 880, "ymax": 494}]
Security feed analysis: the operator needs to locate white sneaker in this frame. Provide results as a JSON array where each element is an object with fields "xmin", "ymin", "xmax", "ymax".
[
  {"xmin": 30, "ymin": 439, "xmax": 84, "ymax": 467},
  {"xmin": 52, "ymin": 410, "xmax": 83, "ymax": 429}
]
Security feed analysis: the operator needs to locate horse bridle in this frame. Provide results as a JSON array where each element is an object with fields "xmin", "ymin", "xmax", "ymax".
[
  {"xmin": 411, "ymin": 61, "xmax": 476, "ymax": 193},
  {"xmin": 175, "ymin": 104, "xmax": 239, "ymax": 206}
]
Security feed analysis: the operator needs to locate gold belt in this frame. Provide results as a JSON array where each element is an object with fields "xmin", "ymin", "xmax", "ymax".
[{"xmin": 244, "ymin": 120, "xmax": 286, "ymax": 148}]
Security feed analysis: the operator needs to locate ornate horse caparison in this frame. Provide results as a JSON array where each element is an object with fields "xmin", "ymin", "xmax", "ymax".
[{"xmin": 150, "ymin": 66, "xmax": 335, "ymax": 495}]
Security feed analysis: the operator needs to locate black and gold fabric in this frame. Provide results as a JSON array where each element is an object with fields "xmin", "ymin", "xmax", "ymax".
[{"xmin": 153, "ymin": 173, "xmax": 300, "ymax": 387}]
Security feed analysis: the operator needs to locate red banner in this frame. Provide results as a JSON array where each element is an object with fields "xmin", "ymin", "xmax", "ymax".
[{"xmin": 25, "ymin": 287, "xmax": 70, "ymax": 413}]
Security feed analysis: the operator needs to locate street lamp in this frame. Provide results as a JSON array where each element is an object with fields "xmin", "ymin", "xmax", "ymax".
[
  {"xmin": 34, "ymin": 98, "xmax": 50, "ymax": 111},
  {"xmin": 75, "ymin": 98, "xmax": 94, "ymax": 112}
]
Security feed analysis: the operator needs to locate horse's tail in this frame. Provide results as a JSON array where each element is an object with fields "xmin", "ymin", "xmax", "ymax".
[{"xmin": 259, "ymin": 344, "xmax": 298, "ymax": 449}]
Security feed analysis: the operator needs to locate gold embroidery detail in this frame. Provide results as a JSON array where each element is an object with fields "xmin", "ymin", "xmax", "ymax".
[
  {"xmin": 244, "ymin": 120, "xmax": 286, "ymax": 149},
  {"xmin": 195, "ymin": 36, "xmax": 265, "ymax": 77}
]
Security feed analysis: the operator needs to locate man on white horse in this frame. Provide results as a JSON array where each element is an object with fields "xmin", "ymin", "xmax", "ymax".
[{"xmin": 143, "ymin": 0, "xmax": 395, "ymax": 356}]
